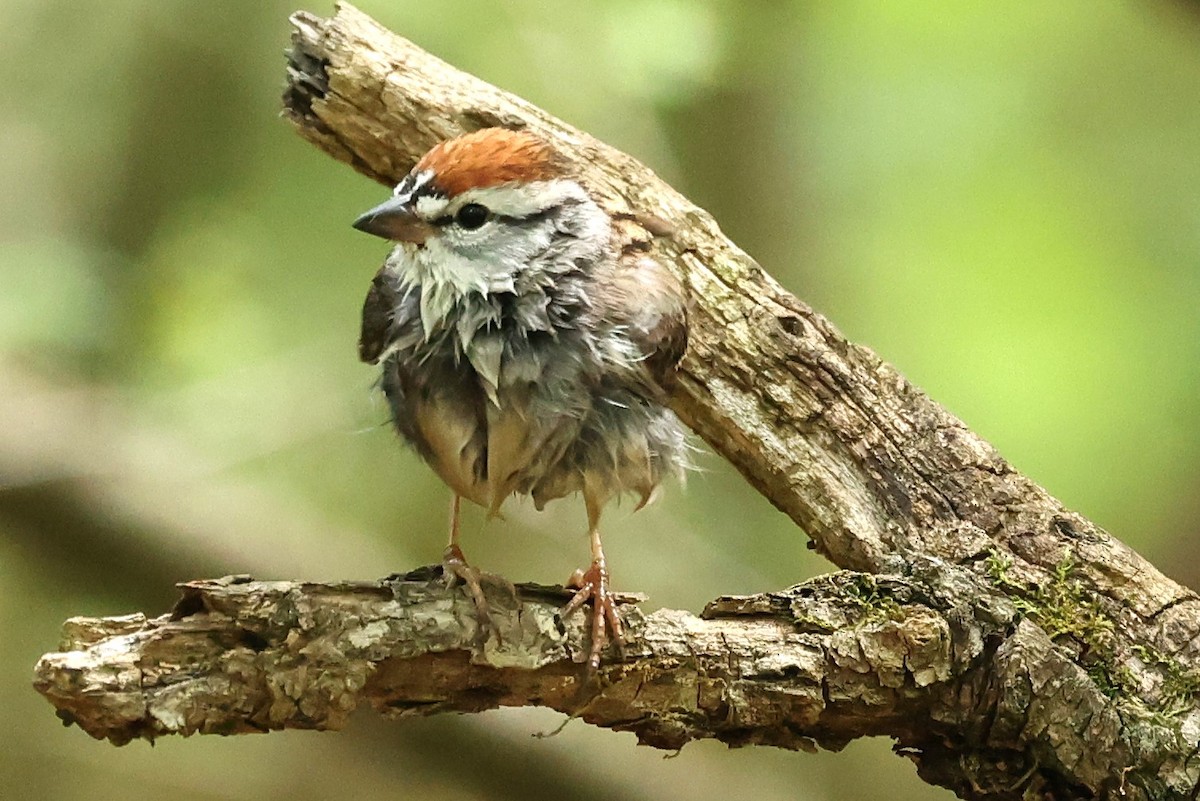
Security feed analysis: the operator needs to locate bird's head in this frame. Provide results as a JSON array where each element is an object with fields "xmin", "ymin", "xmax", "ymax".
[{"xmin": 353, "ymin": 128, "xmax": 609, "ymax": 274}]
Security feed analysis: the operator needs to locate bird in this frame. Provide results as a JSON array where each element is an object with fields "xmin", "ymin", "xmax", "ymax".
[{"xmin": 351, "ymin": 127, "xmax": 690, "ymax": 669}]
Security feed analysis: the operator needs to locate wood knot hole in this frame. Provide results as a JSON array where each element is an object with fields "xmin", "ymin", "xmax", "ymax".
[{"xmin": 776, "ymin": 315, "xmax": 805, "ymax": 338}]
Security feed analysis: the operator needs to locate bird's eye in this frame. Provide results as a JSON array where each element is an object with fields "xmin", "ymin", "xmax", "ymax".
[{"xmin": 455, "ymin": 203, "xmax": 490, "ymax": 230}]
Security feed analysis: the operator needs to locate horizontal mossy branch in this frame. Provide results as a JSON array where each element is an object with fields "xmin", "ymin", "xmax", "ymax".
[
  {"xmin": 33, "ymin": 563, "xmax": 1193, "ymax": 799},
  {"xmin": 31, "ymin": 569, "xmax": 1001, "ymax": 756}
]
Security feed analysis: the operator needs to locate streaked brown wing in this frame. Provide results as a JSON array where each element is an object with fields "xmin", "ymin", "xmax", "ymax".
[
  {"xmin": 359, "ymin": 266, "xmax": 399, "ymax": 364},
  {"xmin": 606, "ymin": 255, "xmax": 688, "ymax": 392}
]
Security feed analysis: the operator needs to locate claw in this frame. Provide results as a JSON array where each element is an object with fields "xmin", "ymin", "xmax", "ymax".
[
  {"xmin": 442, "ymin": 544, "xmax": 499, "ymax": 646},
  {"xmin": 561, "ymin": 558, "xmax": 625, "ymax": 670}
]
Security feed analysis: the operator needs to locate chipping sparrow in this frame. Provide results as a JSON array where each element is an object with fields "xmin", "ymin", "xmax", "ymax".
[{"xmin": 352, "ymin": 128, "xmax": 689, "ymax": 669}]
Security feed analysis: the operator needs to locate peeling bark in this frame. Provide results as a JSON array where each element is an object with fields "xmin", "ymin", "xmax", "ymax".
[
  {"xmin": 33, "ymin": 4, "xmax": 1200, "ymax": 799},
  {"xmin": 31, "ymin": 570, "xmax": 998, "ymax": 767}
]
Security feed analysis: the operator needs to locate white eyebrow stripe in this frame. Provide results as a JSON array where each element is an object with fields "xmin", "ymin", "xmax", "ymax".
[
  {"xmin": 414, "ymin": 193, "xmax": 450, "ymax": 219},
  {"xmin": 392, "ymin": 169, "xmax": 437, "ymax": 203}
]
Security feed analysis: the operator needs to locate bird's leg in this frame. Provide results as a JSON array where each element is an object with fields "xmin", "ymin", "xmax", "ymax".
[
  {"xmin": 440, "ymin": 493, "xmax": 495, "ymax": 642},
  {"xmin": 442, "ymin": 493, "xmax": 467, "ymax": 565},
  {"xmin": 562, "ymin": 495, "xmax": 625, "ymax": 670}
]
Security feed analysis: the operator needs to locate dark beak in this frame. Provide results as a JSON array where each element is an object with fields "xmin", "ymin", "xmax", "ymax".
[{"xmin": 352, "ymin": 195, "xmax": 434, "ymax": 244}]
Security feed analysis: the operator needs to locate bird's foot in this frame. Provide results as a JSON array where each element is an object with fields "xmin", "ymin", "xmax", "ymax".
[
  {"xmin": 561, "ymin": 559, "xmax": 625, "ymax": 670},
  {"xmin": 441, "ymin": 544, "xmax": 498, "ymax": 646}
]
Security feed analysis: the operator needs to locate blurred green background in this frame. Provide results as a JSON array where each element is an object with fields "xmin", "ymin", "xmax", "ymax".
[{"xmin": 4, "ymin": 1, "xmax": 1199, "ymax": 799}]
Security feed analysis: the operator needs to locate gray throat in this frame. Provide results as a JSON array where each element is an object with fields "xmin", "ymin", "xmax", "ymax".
[{"xmin": 385, "ymin": 196, "xmax": 612, "ymax": 401}]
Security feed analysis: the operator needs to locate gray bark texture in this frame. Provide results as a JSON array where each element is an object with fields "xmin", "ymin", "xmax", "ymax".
[{"xmin": 33, "ymin": 4, "xmax": 1200, "ymax": 799}]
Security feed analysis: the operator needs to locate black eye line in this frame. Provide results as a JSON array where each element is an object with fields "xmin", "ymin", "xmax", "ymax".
[
  {"xmin": 502, "ymin": 197, "xmax": 577, "ymax": 225},
  {"xmin": 430, "ymin": 203, "xmax": 563, "ymax": 229},
  {"xmin": 501, "ymin": 207, "xmax": 554, "ymax": 224}
]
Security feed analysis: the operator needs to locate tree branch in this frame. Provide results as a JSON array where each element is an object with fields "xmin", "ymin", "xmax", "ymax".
[
  {"xmin": 33, "ymin": 568, "xmax": 999, "ymax": 760},
  {"xmin": 33, "ymin": 4, "xmax": 1200, "ymax": 799}
]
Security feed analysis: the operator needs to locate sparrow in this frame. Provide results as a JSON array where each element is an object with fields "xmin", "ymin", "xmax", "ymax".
[{"xmin": 352, "ymin": 128, "xmax": 689, "ymax": 669}]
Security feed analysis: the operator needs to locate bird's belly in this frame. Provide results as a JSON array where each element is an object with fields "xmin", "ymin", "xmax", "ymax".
[
  {"xmin": 411, "ymin": 398, "xmax": 490, "ymax": 507},
  {"xmin": 401, "ymin": 373, "xmax": 574, "ymax": 512},
  {"xmin": 482, "ymin": 386, "xmax": 581, "ymax": 515},
  {"xmin": 385, "ymin": 351, "xmax": 492, "ymax": 508},
  {"xmin": 388, "ymin": 344, "xmax": 687, "ymax": 515},
  {"xmin": 528, "ymin": 391, "xmax": 689, "ymax": 512}
]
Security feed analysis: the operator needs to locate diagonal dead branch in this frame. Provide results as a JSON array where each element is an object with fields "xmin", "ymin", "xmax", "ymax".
[
  {"xmin": 32, "ymin": 5, "xmax": 1200, "ymax": 800},
  {"xmin": 282, "ymin": 4, "xmax": 1197, "ymax": 638}
]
